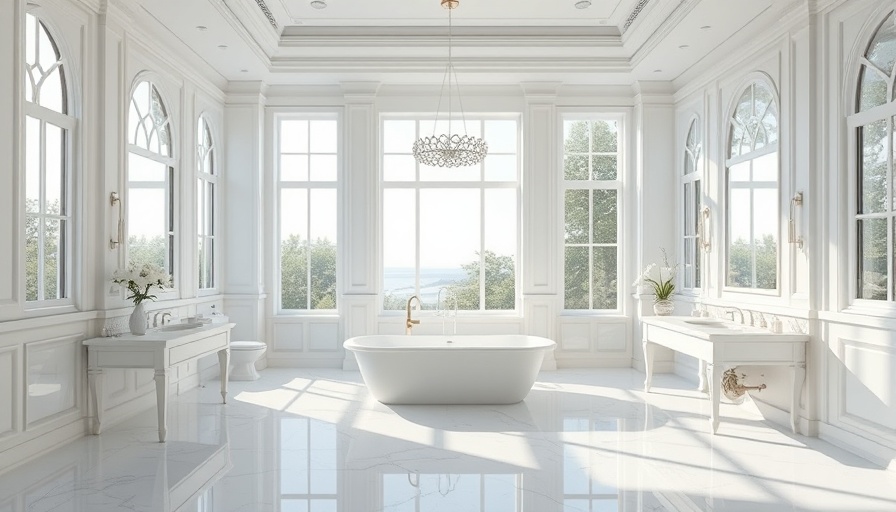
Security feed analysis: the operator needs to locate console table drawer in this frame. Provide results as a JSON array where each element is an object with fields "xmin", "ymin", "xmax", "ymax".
[{"xmin": 169, "ymin": 332, "xmax": 228, "ymax": 366}]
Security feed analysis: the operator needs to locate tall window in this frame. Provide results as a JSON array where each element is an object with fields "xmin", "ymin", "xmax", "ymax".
[
  {"xmin": 852, "ymin": 11, "xmax": 896, "ymax": 301},
  {"xmin": 127, "ymin": 81, "xmax": 174, "ymax": 277},
  {"xmin": 24, "ymin": 14, "xmax": 73, "ymax": 303},
  {"xmin": 381, "ymin": 118, "xmax": 519, "ymax": 312},
  {"xmin": 726, "ymin": 80, "xmax": 779, "ymax": 290},
  {"xmin": 277, "ymin": 116, "xmax": 338, "ymax": 311},
  {"xmin": 197, "ymin": 116, "xmax": 217, "ymax": 290},
  {"xmin": 563, "ymin": 116, "xmax": 621, "ymax": 311},
  {"xmin": 682, "ymin": 118, "xmax": 702, "ymax": 290}
]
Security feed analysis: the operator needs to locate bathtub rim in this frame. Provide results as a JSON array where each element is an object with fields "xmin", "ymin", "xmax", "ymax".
[{"xmin": 343, "ymin": 334, "xmax": 556, "ymax": 353}]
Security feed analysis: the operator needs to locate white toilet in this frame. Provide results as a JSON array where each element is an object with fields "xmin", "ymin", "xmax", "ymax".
[{"xmin": 229, "ymin": 341, "xmax": 267, "ymax": 381}]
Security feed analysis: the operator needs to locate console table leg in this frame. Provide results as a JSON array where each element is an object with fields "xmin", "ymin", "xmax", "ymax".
[
  {"xmin": 154, "ymin": 369, "xmax": 169, "ymax": 443},
  {"xmin": 697, "ymin": 359, "xmax": 708, "ymax": 394},
  {"xmin": 708, "ymin": 363, "xmax": 720, "ymax": 434},
  {"xmin": 791, "ymin": 364, "xmax": 806, "ymax": 435},
  {"xmin": 87, "ymin": 368, "xmax": 104, "ymax": 434},
  {"xmin": 642, "ymin": 341, "xmax": 655, "ymax": 392},
  {"xmin": 218, "ymin": 348, "xmax": 230, "ymax": 404}
]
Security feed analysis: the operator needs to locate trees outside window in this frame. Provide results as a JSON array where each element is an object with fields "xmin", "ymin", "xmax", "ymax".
[
  {"xmin": 127, "ymin": 81, "xmax": 175, "ymax": 278},
  {"xmin": 563, "ymin": 117, "xmax": 622, "ymax": 311},
  {"xmin": 197, "ymin": 116, "xmax": 217, "ymax": 290},
  {"xmin": 24, "ymin": 14, "xmax": 73, "ymax": 303},
  {"xmin": 381, "ymin": 118, "xmax": 519, "ymax": 311},
  {"xmin": 682, "ymin": 118, "xmax": 702, "ymax": 290},
  {"xmin": 726, "ymin": 80, "xmax": 779, "ymax": 290},
  {"xmin": 852, "ymin": 10, "xmax": 896, "ymax": 301},
  {"xmin": 277, "ymin": 117, "xmax": 338, "ymax": 311}
]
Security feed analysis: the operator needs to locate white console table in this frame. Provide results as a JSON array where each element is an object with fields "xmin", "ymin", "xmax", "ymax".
[
  {"xmin": 641, "ymin": 316, "xmax": 809, "ymax": 435},
  {"xmin": 83, "ymin": 322, "xmax": 235, "ymax": 442}
]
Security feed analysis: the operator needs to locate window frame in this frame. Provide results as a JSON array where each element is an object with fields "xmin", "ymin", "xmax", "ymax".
[
  {"xmin": 560, "ymin": 112, "xmax": 626, "ymax": 314},
  {"xmin": 22, "ymin": 13, "xmax": 76, "ymax": 310},
  {"xmin": 126, "ymin": 78, "xmax": 178, "ymax": 297},
  {"xmin": 722, "ymin": 77, "xmax": 781, "ymax": 295},
  {"xmin": 196, "ymin": 114, "xmax": 218, "ymax": 294},
  {"xmin": 379, "ymin": 114, "xmax": 522, "ymax": 315},
  {"xmin": 273, "ymin": 111, "xmax": 341, "ymax": 315},
  {"xmin": 846, "ymin": 8, "xmax": 896, "ymax": 312},
  {"xmin": 680, "ymin": 115, "xmax": 703, "ymax": 293}
]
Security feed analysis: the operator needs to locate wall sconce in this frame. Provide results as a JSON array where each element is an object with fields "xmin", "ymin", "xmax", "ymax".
[
  {"xmin": 698, "ymin": 206, "xmax": 711, "ymax": 252},
  {"xmin": 788, "ymin": 192, "xmax": 803, "ymax": 249},
  {"xmin": 109, "ymin": 192, "xmax": 124, "ymax": 250}
]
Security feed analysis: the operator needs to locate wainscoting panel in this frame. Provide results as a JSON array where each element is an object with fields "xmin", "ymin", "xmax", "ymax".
[
  {"xmin": 560, "ymin": 322, "xmax": 591, "ymax": 352},
  {"xmin": 308, "ymin": 321, "xmax": 339, "ymax": 351},
  {"xmin": 840, "ymin": 338, "xmax": 896, "ymax": 431},
  {"xmin": 25, "ymin": 336, "xmax": 79, "ymax": 427},
  {"xmin": 273, "ymin": 322, "xmax": 304, "ymax": 352},
  {"xmin": 0, "ymin": 346, "xmax": 16, "ymax": 436}
]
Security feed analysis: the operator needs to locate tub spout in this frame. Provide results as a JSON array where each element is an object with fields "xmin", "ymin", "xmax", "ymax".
[{"xmin": 406, "ymin": 295, "xmax": 421, "ymax": 335}]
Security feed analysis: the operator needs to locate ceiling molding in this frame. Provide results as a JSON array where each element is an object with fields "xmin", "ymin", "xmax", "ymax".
[
  {"xmin": 623, "ymin": 0, "xmax": 652, "ymax": 33},
  {"xmin": 253, "ymin": 0, "xmax": 278, "ymax": 29},
  {"xmin": 627, "ymin": 0, "xmax": 700, "ymax": 70},
  {"xmin": 268, "ymin": 56, "xmax": 631, "ymax": 75}
]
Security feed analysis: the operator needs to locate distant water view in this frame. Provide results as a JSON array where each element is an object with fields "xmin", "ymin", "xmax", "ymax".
[{"xmin": 384, "ymin": 267, "xmax": 468, "ymax": 306}]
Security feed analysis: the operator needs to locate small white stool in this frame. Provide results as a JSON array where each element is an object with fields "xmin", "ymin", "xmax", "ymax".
[{"xmin": 229, "ymin": 341, "xmax": 266, "ymax": 381}]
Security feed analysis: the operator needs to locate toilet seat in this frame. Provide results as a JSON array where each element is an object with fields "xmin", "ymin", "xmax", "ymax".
[{"xmin": 231, "ymin": 341, "xmax": 266, "ymax": 350}]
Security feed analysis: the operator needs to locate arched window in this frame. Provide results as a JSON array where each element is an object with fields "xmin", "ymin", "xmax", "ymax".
[
  {"xmin": 127, "ymin": 80, "xmax": 175, "ymax": 278},
  {"xmin": 725, "ymin": 80, "xmax": 779, "ymax": 290},
  {"xmin": 197, "ymin": 116, "xmax": 217, "ymax": 290},
  {"xmin": 852, "ymin": 10, "xmax": 896, "ymax": 301},
  {"xmin": 682, "ymin": 118, "xmax": 702, "ymax": 290},
  {"xmin": 24, "ymin": 13, "xmax": 74, "ymax": 303}
]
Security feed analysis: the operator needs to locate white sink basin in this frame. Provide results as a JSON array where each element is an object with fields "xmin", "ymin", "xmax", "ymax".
[
  {"xmin": 684, "ymin": 318, "xmax": 726, "ymax": 326},
  {"xmin": 158, "ymin": 322, "xmax": 204, "ymax": 332}
]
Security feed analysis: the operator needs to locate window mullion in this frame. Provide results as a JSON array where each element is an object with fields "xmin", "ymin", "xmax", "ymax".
[
  {"xmin": 480, "ymin": 187, "xmax": 486, "ymax": 310},
  {"xmin": 37, "ymin": 122, "xmax": 47, "ymax": 301}
]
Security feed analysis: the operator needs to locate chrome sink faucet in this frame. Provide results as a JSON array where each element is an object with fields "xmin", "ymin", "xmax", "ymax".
[
  {"xmin": 160, "ymin": 312, "xmax": 171, "ymax": 325},
  {"xmin": 406, "ymin": 295, "xmax": 421, "ymax": 335},
  {"xmin": 725, "ymin": 306, "xmax": 744, "ymax": 324}
]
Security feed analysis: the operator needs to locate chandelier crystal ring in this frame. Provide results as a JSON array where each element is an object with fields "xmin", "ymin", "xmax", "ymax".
[{"xmin": 412, "ymin": 0, "xmax": 488, "ymax": 168}]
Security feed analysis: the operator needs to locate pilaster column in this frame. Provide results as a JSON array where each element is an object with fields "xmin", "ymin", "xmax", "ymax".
[
  {"xmin": 223, "ymin": 81, "xmax": 267, "ymax": 343},
  {"xmin": 340, "ymin": 82, "xmax": 380, "ymax": 369}
]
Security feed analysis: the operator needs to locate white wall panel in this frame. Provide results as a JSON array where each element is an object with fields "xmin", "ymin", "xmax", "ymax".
[
  {"xmin": 0, "ymin": 347, "xmax": 16, "ymax": 436},
  {"xmin": 309, "ymin": 322, "xmax": 339, "ymax": 352},
  {"xmin": 25, "ymin": 337, "xmax": 79, "ymax": 427},
  {"xmin": 273, "ymin": 322, "xmax": 304, "ymax": 352},
  {"xmin": 596, "ymin": 323, "xmax": 627, "ymax": 352},
  {"xmin": 841, "ymin": 339, "xmax": 896, "ymax": 431},
  {"xmin": 560, "ymin": 322, "xmax": 591, "ymax": 352}
]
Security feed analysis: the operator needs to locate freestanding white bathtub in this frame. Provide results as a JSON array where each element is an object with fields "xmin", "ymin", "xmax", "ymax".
[{"xmin": 343, "ymin": 334, "xmax": 556, "ymax": 405}]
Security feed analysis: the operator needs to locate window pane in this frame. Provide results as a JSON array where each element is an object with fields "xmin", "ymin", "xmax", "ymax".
[
  {"xmin": 25, "ymin": 215, "xmax": 39, "ymax": 301},
  {"xmin": 860, "ymin": 119, "xmax": 888, "ymax": 214},
  {"xmin": 858, "ymin": 218, "xmax": 888, "ymax": 300},
  {"xmin": 592, "ymin": 120, "xmax": 618, "ymax": 152},
  {"xmin": 484, "ymin": 154, "xmax": 516, "ymax": 181},
  {"xmin": 45, "ymin": 123, "xmax": 64, "ymax": 215},
  {"xmin": 753, "ymin": 151, "xmax": 777, "ymax": 182},
  {"xmin": 198, "ymin": 237, "xmax": 205, "ymax": 288},
  {"xmin": 310, "ymin": 120, "xmax": 337, "ymax": 153},
  {"xmin": 383, "ymin": 189, "xmax": 416, "ymax": 310},
  {"xmin": 43, "ymin": 219, "xmax": 63, "ymax": 300},
  {"xmin": 383, "ymin": 154, "xmax": 415, "ymax": 182},
  {"xmin": 25, "ymin": 116, "xmax": 40, "ymax": 214},
  {"xmin": 419, "ymin": 162, "xmax": 478, "ymax": 182},
  {"xmin": 564, "ymin": 155, "xmax": 588, "ymax": 181},
  {"xmin": 592, "ymin": 190, "xmax": 617, "ymax": 244},
  {"xmin": 484, "ymin": 189, "xmax": 516, "ymax": 310},
  {"xmin": 420, "ymin": 189, "xmax": 480, "ymax": 310},
  {"xmin": 129, "ymin": 152, "xmax": 166, "ymax": 182},
  {"xmin": 309, "ymin": 189, "xmax": 337, "ymax": 309},
  {"xmin": 564, "ymin": 121, "xmax": 590, "ymax": 153},
  {"xmin": 281, "ymin": 189, "xmax": 309, "ymax": 309},
  {"xmin": 281, "ymin": 120, "xmax": 309, "ymax": 153},
  {"xmin": 565, "ymin": 190, "xmax": 589, "ymax": 244},
  {"xmin": 281, "ymin": 154, "xmax": 309, "ymax": 181},
  {"xmin": 484, "ymin": 120, "xmax": 517, "ymax": 153},
  {"xmin": 592, "ymin": 246, "xmax": 617, "ymax": 309},
  {"xmin": 728, "ymin": 188, "xmax": 751, "ymax": 287},
  {"xmin": 384, "ymin": 120, "xmax": 416, "ymax": 153},
  {"xmin": 591, "ymin": 155, "xmax": 617, "ymax": 180},
  {"xmin": 754, "ymin": 188, "xmax": 778, "ymax": 290},
  {"xmin": 128, "ymin": 188, "xmax": 166, "ymax": 268},
  {"xmin": 684, "ymin": 183, "xmax": 693, "ymax": 236},
  {"xmin": 865, "ymin": 12, "xmax": 896, "ymax": 76},
  {"xmin": 564, "ymin": 246, "xmax": 589, "ymax": 309},
  {"xmin": 310, "ymin": 155, "xmax": 337, "ymax": 182}
]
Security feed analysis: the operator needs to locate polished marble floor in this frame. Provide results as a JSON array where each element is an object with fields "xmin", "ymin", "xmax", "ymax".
[{"xmin": 1, "ymin": 368, "xmax": 895, "ymax": 512}]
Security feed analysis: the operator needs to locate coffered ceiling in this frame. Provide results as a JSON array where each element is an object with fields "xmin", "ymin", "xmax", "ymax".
[{"xmin": 127, "ymin": 0, "xmax": 796, "ymax": 88}]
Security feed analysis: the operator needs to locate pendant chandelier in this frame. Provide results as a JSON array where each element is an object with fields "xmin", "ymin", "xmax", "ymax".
[{"xmin": 412, "ymin": 0, "xmax": 488, "ymax": 168}]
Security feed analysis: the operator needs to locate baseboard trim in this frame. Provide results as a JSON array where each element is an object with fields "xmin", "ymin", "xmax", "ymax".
[
  {"xmin": 818, "ymin": 422, "xmax": 896, "ymax": 471},
  {"xmin": 0, "ymin": 418, "xmax": 87, "ymax": 475}
]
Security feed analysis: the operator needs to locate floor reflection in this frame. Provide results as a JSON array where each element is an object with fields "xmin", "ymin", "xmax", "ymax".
[{"xmin": 1, "ymin": 369, "xmax": 895, "ymax": 512}]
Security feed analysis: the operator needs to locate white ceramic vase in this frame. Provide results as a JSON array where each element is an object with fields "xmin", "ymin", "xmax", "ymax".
[
  {"xmin": 653, "ymin": 299, "xmax": 674, "ymax": 316},
  {"xmin": 129, "ymin": 302, "xmax": 146, "ymax": 335}
]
